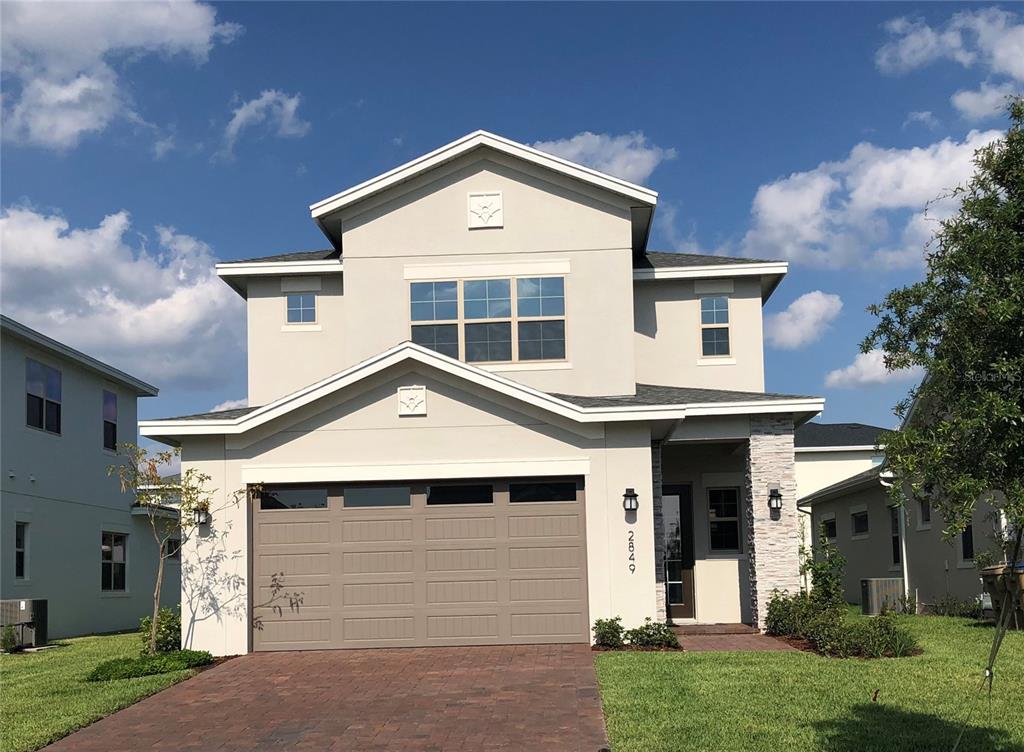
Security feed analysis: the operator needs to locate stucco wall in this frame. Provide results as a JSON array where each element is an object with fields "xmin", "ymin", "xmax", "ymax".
[
  {"xmin": 795, "ymin": 449, "xmax": 883, "ymax": 499},
  {"xmin": 633, "ymin": 277, "xmax": 765, "ymax": 392},
  {"xmin": 180, "ymin": 362, "xmax": 658, "ymax": 656},
  {"xmin": 0, "ymin": 331, "xmax": 177, "ymax": 637}
]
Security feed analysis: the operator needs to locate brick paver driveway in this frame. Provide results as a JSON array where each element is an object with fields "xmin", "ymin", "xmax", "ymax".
[{"xmin": 46, "ymin": 645, "xmax": 609, "ymax": 751}]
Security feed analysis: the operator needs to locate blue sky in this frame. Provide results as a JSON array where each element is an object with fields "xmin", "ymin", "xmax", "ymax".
[{"xmin": 2, "ymin": 2, "xmax": 1022, "ymax": 441}]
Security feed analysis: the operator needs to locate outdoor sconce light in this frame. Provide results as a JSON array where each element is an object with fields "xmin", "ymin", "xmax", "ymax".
[
  {"xmin": 768, "ymin": 486, "xmax": 783, "ymax": 512},
  {"xmin": 622, "ymin": 488, "xmax": 639, "ymax": 512},
  {"xmin": 193, "ymin": 508, "xmax": 210, "ymax": 526}
]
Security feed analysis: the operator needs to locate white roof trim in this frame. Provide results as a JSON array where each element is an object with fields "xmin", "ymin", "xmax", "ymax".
[
  {"xmin": 140, "ymin": 342, "xmax": 823, "ymax": 441},
  {"xmin": 1, "ymin": 315, "xmax": 158, "ymax": 396},
  {"xmin": 633, "ymin": 261, "xmax": 788, "ymax": 281},
  {"xmin": 216, "ymin": 259, "xmax": 343, "ymax": 278},
  {"xmin": 309, "ymin": 130, "xmax": 658, "ymax": 219},
  {"xmin": 795, "ymin": 445, "xmax": 882, "ymax": 454}
]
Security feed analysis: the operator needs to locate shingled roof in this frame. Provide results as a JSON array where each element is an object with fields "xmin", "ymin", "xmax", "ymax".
[
  {"xmin": 223, "ymin": 249, "xmax": 340, "ymax": 264},
  {"xmin": 795, "ymin": 422, "xmax": 888, "ymax": 449},
  {"xmin": 634, "ymin": 251, "xmax": 778, "ymax": 269},
  {"xmin": 550, "ymin": 383, "xmax": 816, "ymax": 408}
]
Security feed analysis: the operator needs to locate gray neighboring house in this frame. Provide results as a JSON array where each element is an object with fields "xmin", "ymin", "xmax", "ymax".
[
  {"xmin": 799, "ymin": 464, "xmax": 1003, "ymax": 610},
  {"xmin": 0, "ymin": 315, "xmax": 179, "ymax": 638}
]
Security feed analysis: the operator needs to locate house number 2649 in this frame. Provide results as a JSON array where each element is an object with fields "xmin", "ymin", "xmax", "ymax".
[{"xmin": 627, "ymin": 530, "xmax": 636, "ymax": 573}]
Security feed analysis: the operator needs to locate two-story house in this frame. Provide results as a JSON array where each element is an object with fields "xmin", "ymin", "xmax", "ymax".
[
  {"xmin": 141, "ymin": 131, "xmax": 824, "ymax": 655},
  {"xmin": 0, "ymin": 315, "xmax": 178, "ymax": 639}
]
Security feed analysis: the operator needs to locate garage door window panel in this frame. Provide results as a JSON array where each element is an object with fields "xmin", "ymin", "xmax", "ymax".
[
  {"xmin": 509, "ymin": 479, "xmax": 579, "ymax": 503},
  {"xmin": 260, "ymin": 486, "xmax": 329, "ymax": 510},
  {"xmin": 343, "ymin": 486, "xmax": 412, "ymax": 508},
  {"xmin": 427, "ymin": 483, "xmax": 494, "ymax": 505}
]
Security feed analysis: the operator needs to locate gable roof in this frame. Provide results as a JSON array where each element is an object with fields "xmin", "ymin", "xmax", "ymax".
[
  {"xmin": 795, "ymin": 421, "xmax": 888, "ymax": 450},
  {"xmin": 798, "ymin": 465, "xmax": 886, "ymax": 507},
  {"xmin": 228, "ymin": 249, "xmax": 339, "ymax": 264},
  {"xmin": 141, "ymin": 341, "xmax": 823, "ymax": 445},
  {"xmin": 632, "ymin": 251, "xmax": 788, "ymax": 301},
  {"xmin": 309, "ymin": 130, "xmax": 659, "ymax": 255},
  {"xmin": 636, "ymin": 251, "xmax": 778, "ymax": 269},
  {"xmin": 552, "ymin": 383, "xmax": 815, "ymax": 408},
  {"xmin": 1, "ymin": 315, "xmax": 158, "ymax": 396}
]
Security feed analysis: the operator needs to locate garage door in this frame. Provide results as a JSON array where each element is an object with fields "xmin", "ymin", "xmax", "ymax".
[{"xmin": 251, "ymin": 478, "xmax": 589, "ymax": 650}]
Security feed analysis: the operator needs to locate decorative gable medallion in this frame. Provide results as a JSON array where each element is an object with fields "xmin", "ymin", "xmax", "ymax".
[
  {"xmin": 397, "ymin": 385, "xmax": 427, "ymax": 416},
  {"xmin": 468, "ymin": 192, "xmax": 503, "ymax": 229}
]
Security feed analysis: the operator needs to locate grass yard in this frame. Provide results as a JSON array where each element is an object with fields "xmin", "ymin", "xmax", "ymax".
[
  {"xmin": 0, "ymin": 632, "xmax": 196, "ymax": 752},
  {"xmin": 596, "ymin": 614, "xmax": 1024, "ymax": 752}
]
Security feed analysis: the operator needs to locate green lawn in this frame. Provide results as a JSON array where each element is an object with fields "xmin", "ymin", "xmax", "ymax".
[
  {"xmin": 596, "ymin": 615, "xmax": 1024, "ymax": 752},
  {"xmin": 0, "ymin": 633, "xmax": 196, "ymax": 752}
]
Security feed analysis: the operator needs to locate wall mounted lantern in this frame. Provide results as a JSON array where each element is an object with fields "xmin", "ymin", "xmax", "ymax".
[
  {"xmin": 768, "ymin": 486, "xmax": 783, "ymax": 512},
  {"xmin": 622, "ymin": 488, "xmax": 639, "ymax": 512},
  {"xmin": 193, "ymin": 507, "xmax": 210, "ymax": 526}
]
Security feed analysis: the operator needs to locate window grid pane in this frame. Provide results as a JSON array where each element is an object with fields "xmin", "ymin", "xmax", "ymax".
[
  {"xmin": 701, "ymin": 328, "xmax": 730, "ymax": 357},
  {"xmin": 517, "ymin": 277, "xmax": 565, "ymax": 318},
  {"xmin": 517, "ymin": 320, "xmax": 565, "ymax": 361},
  {"xmin": 411, "ymin": 324, "xmax": 459, "ymax": 358},
  {"xmin": 410, "ymin": 281, "xmax": 457, "ymax": 321},
  {"xmin": 463, "ymin": 279, "xmax": 511, "ymax": 320},
  {"xmin": 286, "ymin": 293, "xmax": 316, "ymax": 323},
  {"xmin": 26, "ymin": 359, "xmax": 61, "ymax": 433},
  {"xmin": 700, "ymin": 296, "xmax": 729, "ymax": 324},
  {"xmin": 465, "ymin": 322, "xmax": 512, "ymax": 362}
]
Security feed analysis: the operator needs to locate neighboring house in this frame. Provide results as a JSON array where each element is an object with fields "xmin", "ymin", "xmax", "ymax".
[
  {"xmin": 794, "ymin": 422, "xmax": 886, "ymax": 500},
  {"xmin": 0, "ymin": 316, "xmax": 179, "ymax": 638},
  {"xmin": 800, "ymin": 466, "xmax": 1002, "ymax": 609},
  {"xmin": 141, "ymin": 130, "xmax": 824, "ymax": 656}
]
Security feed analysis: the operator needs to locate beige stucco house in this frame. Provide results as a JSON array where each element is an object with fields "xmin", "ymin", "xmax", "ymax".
[
  {"xmin": 141, "ymin": 131, "xmax": 824, "ymax": 655},
  {"xmin": 0, "ymin": 316, "xmax": 178, "ymax": 639},
  {"xmin": 794, "ymin": 422, "xmax": 885, "ymax": 500}
]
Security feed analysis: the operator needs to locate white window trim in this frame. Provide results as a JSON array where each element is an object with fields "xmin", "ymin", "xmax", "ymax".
[
  {"xmin": 696, "ymin": 357, "xmax": 737, "ymax": 366},
  {"xmin": 100, "ymin": 530, "xmax": 129, "ymax": 595},
  {"xmin": 698, "ymin": 295, "xmax": 731, "ymax": 359},
  {"xmin": 280, "ymin": 324, "xmax": 322, "ymax": 333},
  {"xmin": 849, "ymin": 504, "xmax": 870, "ymax": 541}
]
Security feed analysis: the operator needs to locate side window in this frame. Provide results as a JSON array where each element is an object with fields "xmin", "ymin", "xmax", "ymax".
[
  {"xmin": 26, "ymin": 358, "xmax": 62, "ymax": 434},
  {"xmin": 15, "ymin": 523, "xmax": 27, "ymax": 579},
  {"xmin": 101, "ymin": 531, "xmax": 127, "ymax": 591},
  {"xmin": 960, "ymin": 524, "xmax": 975, "ymax": 562},
  {"xmin": 821, "ymin": 515, "xmax": 837, "ymax": 541},
  {"xmin": 851, "ymin": 510, "xmax": 870, "ymax": 537},
  {"xmin": 708, "ymin": 488, "xmax": 741, "ymax": 552},
  {"xmin": 103, "ymin": 390, "xmax": 118, "ymax": 450},
  {"xmin": 286, "ymin": 293, "xmax": 316, "ymax": 323},
  {"xmin": 163, "ymin": 538, "xmax": 182, "ymax": 560},
  {"xmin": 699, "ymin": 296, "xmax": 730, "ymax": 357},
  {"xmin": 410, "ymin": 281, "xmax": 459, "ymax": 358},
  {"xmin": 890, "ymin": 507, "xmax": 902, "ymax": 565},
  {"xmin": 516, "ymin": 277, "xmax": 566, "ymax": 361}
]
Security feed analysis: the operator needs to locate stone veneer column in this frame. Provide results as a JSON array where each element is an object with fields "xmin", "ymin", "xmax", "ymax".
[
  {"xmin": 745, "ymin": 414, "xmax": 800, "ymax": 629},
  {"xmin": 651, "ymin": 440, "xmax": 666, "ymax": 621}
]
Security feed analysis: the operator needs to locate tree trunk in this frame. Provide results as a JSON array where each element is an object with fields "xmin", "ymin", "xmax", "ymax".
[{"xmin": 150, "ymin": 549, "xmax": 165, "ymax": 655}]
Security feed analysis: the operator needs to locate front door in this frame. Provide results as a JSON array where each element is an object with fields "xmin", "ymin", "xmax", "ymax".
[{"xmin": 663, "ymin": 485, "xmax": 695, "ymax": 621}]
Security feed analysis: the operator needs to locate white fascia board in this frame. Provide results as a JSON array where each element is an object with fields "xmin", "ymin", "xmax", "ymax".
[
  {"xmin": 795, "ymin": 445, "xmax": 882, "ymax": 454},
  {"xmin": 309, "ymin": 130, "xmax": 657, "ymax": 219},
  {"xmin": 632, "ymin": 261, "xmax": 789, "ymax": 281},
  {"xmin": 138, "ymin": 341, "xmax": 825, "ymax": 438},
  {"xmin": 215, "ymin": 260, "xmax": 343, "ymax": 278},
  {"xmin": 0, "ymin": 314, "xmax": 158, "ymax": 396}
]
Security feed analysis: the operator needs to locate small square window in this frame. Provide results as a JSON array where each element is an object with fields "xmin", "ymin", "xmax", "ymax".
[
  {"xmin": 851, "ymin": 511, "xmax": 869, "ymax": 536},
  {"xmin": 701, "ymin": 328, "xmax": 730, "ymax": 357},
  {"xmin": 286, "ymin": 293, "xmax": 316, "ymax": 323},
  {"xmin": 822, "ymin": 517, "xmax": 837, "ymax": 540}
]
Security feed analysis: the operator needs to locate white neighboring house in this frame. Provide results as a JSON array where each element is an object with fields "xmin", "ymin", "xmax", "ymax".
[
  {"xmin": 794, "ymin": 422, "xmax": 886, "ymax": 500},
  {"xmin": 0, "ymin": 315, "xmax": 179, "ymax": 638},
  {"xmin": 141, "ymin": 130, "xmax": 825, "ymax": 656}
]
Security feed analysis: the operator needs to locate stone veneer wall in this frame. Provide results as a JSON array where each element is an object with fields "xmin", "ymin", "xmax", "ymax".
[
  {"xmin": 744, "ymin": 414, "xmax": 800, "ymax": 629},
  {"xmin": 651, "ymin": 439, "xmax": 666, "ymax": 621}
]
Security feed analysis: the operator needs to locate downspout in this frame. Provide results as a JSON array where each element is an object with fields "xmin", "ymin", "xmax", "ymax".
[
  {"xmin": 879, "ymin": 470, "xmax": 911, "ymax": 607},
  {"xmin": 797, "ymin": 504, "xmax": 813, "ymax": 593}
]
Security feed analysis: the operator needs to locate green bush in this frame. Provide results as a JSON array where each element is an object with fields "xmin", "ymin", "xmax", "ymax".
[
  {"xmin": 86, "ymin": 649, "xmax": 213, "ymax": 681},
  {"xmin": 765, "ymin": 590, "xmax": 816, "ymax": 637},
  {"xmin": 623, "ymin": 618, "xmax": 680, "ymax": 649},
  {"xmin": 930, "ymin": 594, "xmax": 982, "ymax": 618},
  {"xmin": 138, "ymin": 606, "xmax": 181, "ymax": 654},
  {"xmin": 1, "ymin": 624, "xmax": 20, "ymax": 653},
  {"xmin": 593, "ymin": 617, "xmax": 625, "ymax": 649},
  {"xmin": 801, "ymin": 525, "xmax": 847, "ymax": 611}
]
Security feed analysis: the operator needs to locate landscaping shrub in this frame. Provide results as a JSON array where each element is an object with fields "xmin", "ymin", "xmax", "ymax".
[
  {"xmin": 593, "ymin": 617, "xmax": 625, "ymax": 649},
  {"xmin": 86, "ymin": 649, "xmax": 213, "ymax": 681},
  {"xmin": 801, "ymin": 525, "xmax": 847, "ymax": 611},
  {"xmin": 930, "ymin": 594, "xmax": 982, "ymax": 619},
  {"xmin": 765, "ymin": 590, "xmax": 815, "ymax": 637},
  {"xmin": 2, "ymin": 624, "xmax": 20, "ymax": 653},
  {"xmin": 138, "ymin": 606, "xmax": 181, "ymax": 654},
  {"xmin": 623, "ymin": 618, "xmax": 680, "ymax": 649}
]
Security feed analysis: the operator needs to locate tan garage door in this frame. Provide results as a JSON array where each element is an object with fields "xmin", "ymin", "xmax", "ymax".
[{"xmin": 251, "ymin": 478, "xmax": 589, "ymax": 650}]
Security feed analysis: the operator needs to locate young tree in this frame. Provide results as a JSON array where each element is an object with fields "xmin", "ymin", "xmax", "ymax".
[
  {"xmin": 109, "ymin": 445, "xmax": 212, "ymax": 656},
  {"xmin": 863, "ymin": 99, "xmax": 1023, "ymax": 611}
]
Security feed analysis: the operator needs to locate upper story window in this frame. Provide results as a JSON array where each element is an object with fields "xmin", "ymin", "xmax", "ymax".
[
  {"xmin": 103, "ymin": 390, "xmax": 118, "ymax": 450},
  {"xmin": 851, "ymin": 509, "xmax": 869, "ymax": 537},
  {"xmin": 410, "ymin": 277, "xmax": 566, "ymax": 364},
  {"xmin": 286, "ymin": 293, "xmax": 316, "ymax": 323},
  {"xmin": 700, "ymin": 296, "xmax": 730, "ymax": 357},
  {"xmin": 26, "ymin": 358, "xmax": 61, "ymax": 434},
  {"xmin": 821, "ymin": 514, "xmax": 837, "ymax": 541}
]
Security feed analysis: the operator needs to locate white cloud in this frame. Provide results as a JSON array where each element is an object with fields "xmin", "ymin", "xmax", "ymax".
[
  {"xmin": 0, "ymin": 207, "xmax": 244, "ymax": 389},
  {"xmin": 876, "ymin": 8, "xmax": 1024, "ymax": 80},
  {"xmin": 652, "ymin": 203, "xmax": 703, "ymax": 254},
  {"xmin": 1, "ymin": 0, "xmax": 240, "ymax": 150},
  {"xmin": 951, "ymin": 80, "xmax": 1019, "ymax": 121},
  {"xmin": 153, "ymin": 133, "xmax": 177, "ymax": 160},
  {"xmin": 902, "ymin": 110, "xmax": 940, "ymax": 130},
  {"xmin": 825, "ymin": 349, "xmax": 924, "ymax": 388},
  {"xmin": 740, "ymin": 129, "xmax": 1001, "ymax": 268},
  {"xmin": 764, "ymin": 292, "xmax": 843, "ymax": 350},
  {"xmin": 216, "ymin": 90, "xmax": 311, "ymax": 161},
  {"xmin": 210, "ymin": 398, "xmax": 247, "ymax": 412},
  {"xmin": 532, "ymin": 132, "xmax": 676, "ymax": 184}
]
